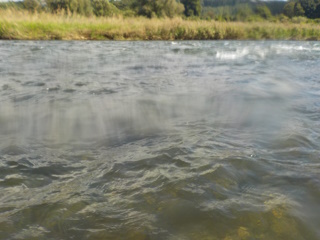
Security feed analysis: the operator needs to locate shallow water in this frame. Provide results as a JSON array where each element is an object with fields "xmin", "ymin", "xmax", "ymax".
[{"xmin": 0, "ymin": 40, "xmax": 320, "ymax": 239}]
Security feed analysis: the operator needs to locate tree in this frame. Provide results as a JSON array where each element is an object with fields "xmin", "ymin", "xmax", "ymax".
[
  {"xmin": 255, "ymin": 4, "xmax": 272, "ymax": 19},
  {"xmin": 45, "ymin": 0, "xmax": 67, "ymax": 13},
  {"xmin": 77, "ymin": 0, "xmax": 93, "ymax": 16},
  {"xmin": 294, "ymin": 2, "xmax": 305, "ymax": 16},
  {"xmin": 315, "ymin": 3, "xmax": 320, "ymax": 18},
  {"xmin": 134, "ymin": 0, "xmax": 184, "ymax": 18},
  {"xmin": 283, "ymin": 0, "xmax": 320, "ymax": 19},
  {"xmin": 299, "ymin": 0, "xmax": 317, "ymax": 18},
  {"xmin": 92, "ymin": 0, "xmax": 119, "ymax": 16},
  {"xmin": 180, "ymin": 0, "xmax": 201, "ymax": 16},
  {"xmin": 235, "ymin": 4, "xmax": 253, "ymax": 21},
  {"xmin": 283, "ymin": 1, "xmax": 295, "ymax": 18},
  {"xmin": 162, "ymin": 0, "xmax": 185, "ymax": 17}
]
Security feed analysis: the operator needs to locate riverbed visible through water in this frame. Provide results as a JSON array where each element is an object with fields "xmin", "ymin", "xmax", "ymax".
[{"xmin": 0, "ymin": 41, "xmax": 320, "ymax": 239}]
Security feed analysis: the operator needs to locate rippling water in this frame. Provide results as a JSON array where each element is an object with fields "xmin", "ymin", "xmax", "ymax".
[{"xmin": 0, "ymin": 40, "xmax": 320, "ymax": 239}]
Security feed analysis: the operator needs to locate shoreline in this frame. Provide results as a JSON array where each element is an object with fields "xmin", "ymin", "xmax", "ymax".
[{"xmin": 1, "ymin": 10, "xmax": 320, "ymax": 41}]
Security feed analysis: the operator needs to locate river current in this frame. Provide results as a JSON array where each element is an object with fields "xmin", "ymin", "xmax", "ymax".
[{"xmin": 0, "ymin": 41, "xmax": 320, "ymax": 239}]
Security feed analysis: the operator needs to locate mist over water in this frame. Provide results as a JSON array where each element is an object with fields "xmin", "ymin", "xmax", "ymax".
[{"xmin": 0, "ymin": 41, "xmax": 320, "ymax": 239}]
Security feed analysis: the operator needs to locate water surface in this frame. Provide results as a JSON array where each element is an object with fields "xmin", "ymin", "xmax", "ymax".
[{"xmin": 0, "ymin": 41, "xmax": 320, "ymax": 239}]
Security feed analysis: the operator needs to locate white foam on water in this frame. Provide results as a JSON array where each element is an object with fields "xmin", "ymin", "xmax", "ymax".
[{"xmin": 216, "ymin": 48, "xmax": 250, "ymax": 60}]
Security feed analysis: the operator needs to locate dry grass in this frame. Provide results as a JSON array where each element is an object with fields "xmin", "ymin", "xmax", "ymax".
[{"xmin": 1, "ymin": 8, "xmax": 320, "ymax": 40}]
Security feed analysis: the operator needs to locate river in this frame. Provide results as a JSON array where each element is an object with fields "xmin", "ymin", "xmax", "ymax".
[{"xmin": 0, "ymin": 41, "xmax": 320, "ymax": 239}]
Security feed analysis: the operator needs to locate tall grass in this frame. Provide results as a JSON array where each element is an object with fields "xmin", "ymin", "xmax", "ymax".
[{"xmin": 1, "ymin": 8, "xmax": 320, "ymax": 40}]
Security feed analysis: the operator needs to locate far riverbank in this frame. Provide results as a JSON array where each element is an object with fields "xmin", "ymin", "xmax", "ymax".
[{"xmin": 1, "ymin": 9, "xmax": 320, "ymax": 40}]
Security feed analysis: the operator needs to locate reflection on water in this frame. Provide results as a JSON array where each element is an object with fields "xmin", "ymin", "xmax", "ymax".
[{"xmin": 0, "ymin": 41, "xmax": 320, "ymax": 239}]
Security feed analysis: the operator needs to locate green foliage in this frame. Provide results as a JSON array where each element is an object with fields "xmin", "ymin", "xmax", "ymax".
[
  {"xmin": 110, "ymin": 0, "xmax": 137, "ymax": 16},
  {"xmin": 45, "ymin": 0, "xmax": 93, "ymax": 16},
  {"xmin": 283, "ymin": 1, "xmax": 295, "ymax": 18},
  {"xmin": 203, "ymin": 0, "xmax": 247, "ymax": 8},
  {"xmin": 202, "ymin": 0, "xmax": 285, "ymax": 15},
  {"xmin": 181, "ymin": 0, "xmax": 201, "ymax": 16},
  {"xmin": 201, "ymin": 1, "xmax": 287, "ymax": 21},
  {"xmin": 294, "ymin": 2, "xmax": 305, "ymax": 16},
  {"xmin": 291, "ymin": 15, "xmax": 308, "ymax": 23},
  {"xmin": 202, "ymin": 4, "xmax": 257, "ymax": 21},
  {"xmin": 111, "ymin": 0, "xmax": 132, "ymax": 11},
  {"xmin": 78, "ymin": 0, "xmax": 93, "ymax": 16},
  {"xmin": 23, "ymin": 0, "xmax": 41, "ymax": 12},
  {"xmin": 134, "ymin": 0, "xmax": 184, "ymax": 18},
  {"xmin": 316, "ymin": 4, "xmax": 320, "ymax": 18},
  {"xmin": 263, "ymin": 1, "xmax": 286, "ymax": 15},
  {"xmin": 92, "ymin": 0, "xmax": 119, "ymax": 16},
  {"xmin": 8, "ymin": 0, "xmax": 320, "ymax": 20},
  {"xmin": 164, "ymin": 0, "xmax": 185, "ymax": 17},
  {"xmin": 283, "ymin": 1, "xmax": 307, "ymax": 18},
  {"xmin": 0, "ymin": 1, "xmax": 24, "ymax": 9},
  {"xmin": 202, "ymin": 6, "xmax": 231, "ymax": 20},
  {"xmin": 299, "ymin": 0, "xmax": 317, "ymax": 18},
  {"xmin": 45, "ymin": 0, "xmax": 66, "ymax": 13},
  {"xmin": 283, "ymin": 0, "xmax": 320, "ymax": 19},
  {"xmin": 255, "ymin": 4, "xmax": 272, "ymax": 19},
  {"xmin": 234, "ymin": 4, "xmax": 253, "ymax": 21}
]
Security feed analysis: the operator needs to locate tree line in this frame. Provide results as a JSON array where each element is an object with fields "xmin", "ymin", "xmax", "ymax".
[
  {"xmin": 283, "ymin": 0, "xmax": 320, "ymax": 19},
  {"xmin": 8, "ymin": 0, "xmax": 320, "ymax": 20},
  {"xmin": 22, "ymin": 0, "xmax": 201, "ymax": 17},
  {"xmin": 202, "ymin": 0, "xmax": 320, "ymax": 21}
]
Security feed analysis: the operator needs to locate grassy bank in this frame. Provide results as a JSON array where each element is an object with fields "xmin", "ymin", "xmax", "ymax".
[{"xmin": 1, "ymin": 9, "xmax": 320, "ymax": 40}]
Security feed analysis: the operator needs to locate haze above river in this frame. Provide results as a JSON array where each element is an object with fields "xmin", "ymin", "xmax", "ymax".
[{"xmin": 0, "ymin": 41, "xmax": 320, "ymax": 239}]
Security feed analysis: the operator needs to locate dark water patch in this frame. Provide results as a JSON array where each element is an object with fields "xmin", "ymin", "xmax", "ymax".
[
  {"xmin": 6, "ymin": 72, "xmax": 24, "ymax": 77},
  {"xmin": 271, "ymin": 134, "xmax": 318, "ymax": 150},
  {"xmin": 12, "ymin": 94, "xmax": 35, "ymax": 102},
  {"xmin": 1, "ymin": 145, "xmax": 28, "ymax": 156},
  {"xmin": 30, "ymin": 46, "xmax": 44, "ymax": 52},
  {"xmin": 146, "ymin": 65, "xmax": 168, "ymax": 72},
  {"xmin": 171, "ymin": 48, "xmax": 181, "ymax": 53},
  {"xmin": 153, "ymin": 146, "xmax": 192, "ymax": 158},
  {"xmin": 75, "ymin": 82, "xmax": 88, "ymax": 87},
  {"xmin": 2, "ymin": 84, "xmax": 10, "ymax": 91},
  {"xmin": 24, "ymin": 164, "xmax": 85, "ymax": 179},
  {"xmin": 21, "ymin": 81, "xmax": 46, "ymax": 87},
  {"xmin": 63, "ymin": 88, "xmax": 76, "ymax": 93},
  {"xmin": 89, "ymin": 88, "xmax": 117, "ymax": 95},
  {"xmin": 183, "ymin": 48, "xmax": 204, "ymax": 55},
  {"xmin": 4, "ymin": 158, "xmax": 35, "ymax": 171},
  {"xmin": 0, "ymin": 175, "xmax": 25, "ymax": 187},
  {"xmin": 116, "ymin": 154, "xmax": 190, "ymax": 173},
  {"xmin": 10, "ymin": 202, "xmax": 76, "ymax": 238},
  {"xmin": 17, "ymin": 157, "xmax": 35, "ymax": 167},
  {"xmin": 158, "ymin": 199, "xmax": 207, "ymax": 227},
  {"xmin": 60, "ymin": 153, "xmax": 96, "ymax": 162},
  {"xmin": 99, "ymin": 155, "xmax": 171, "ymax": 181}
]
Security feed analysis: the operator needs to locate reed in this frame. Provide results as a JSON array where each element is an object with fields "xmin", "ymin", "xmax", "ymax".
[{"xmin": 1, "ymin": 8, "xmax": 320, "ymax": 40}]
